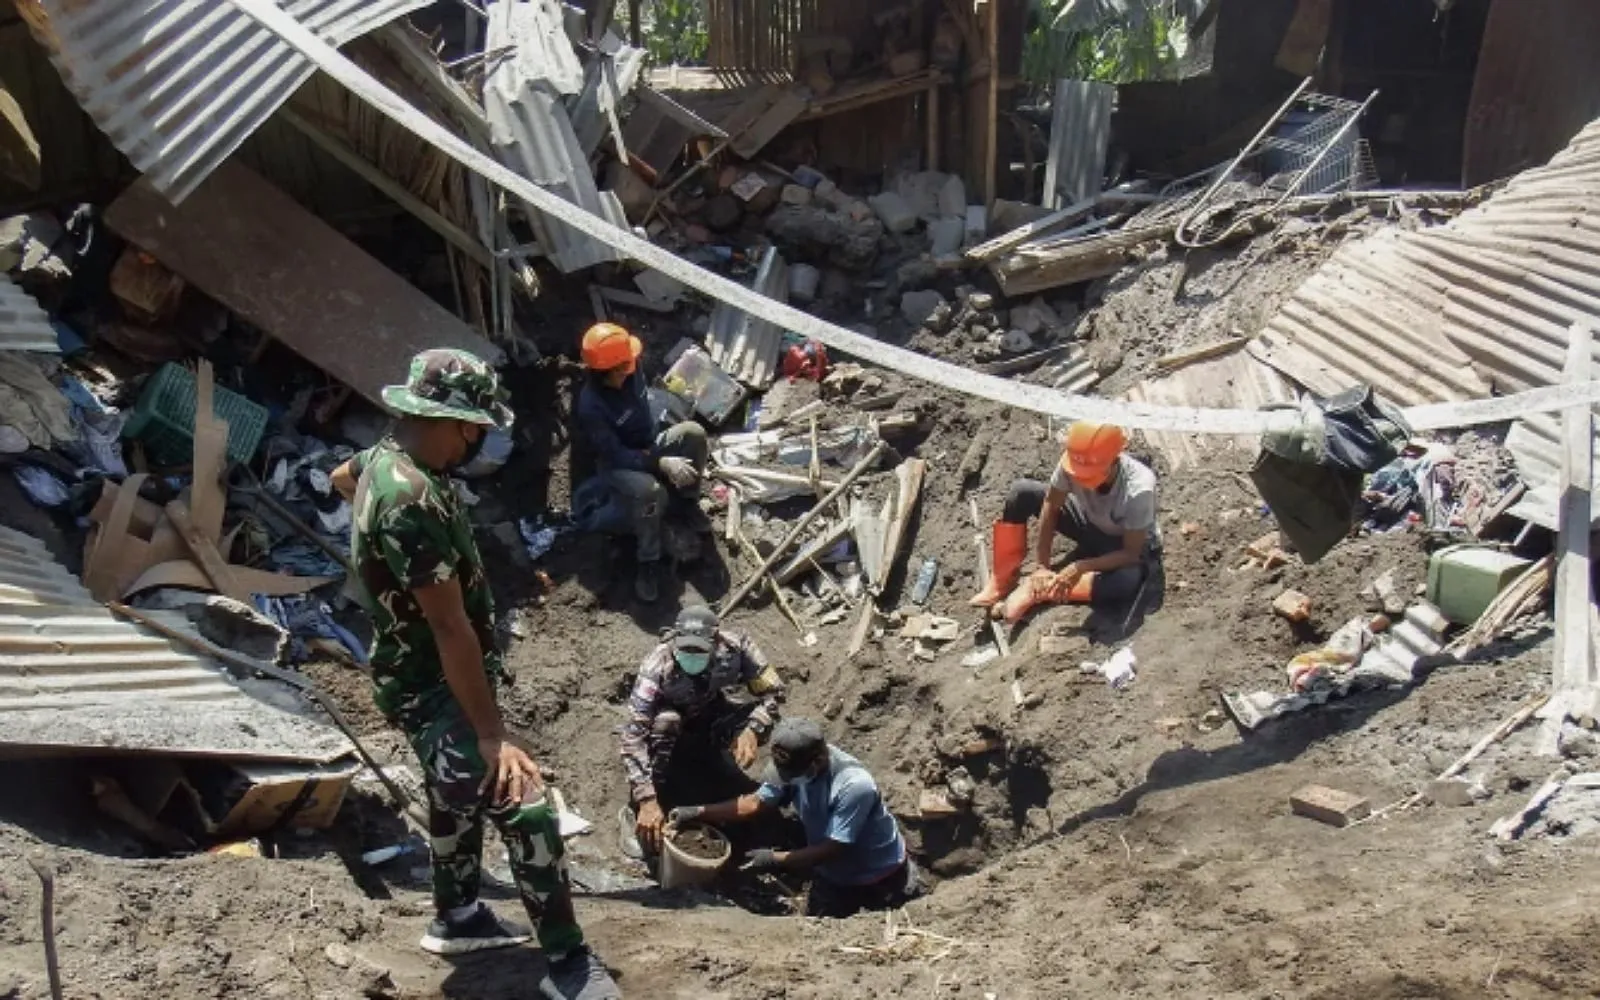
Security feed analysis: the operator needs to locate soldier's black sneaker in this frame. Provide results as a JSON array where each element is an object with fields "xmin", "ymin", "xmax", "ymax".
[
  {"xmin": 539, "ymin": 946, "xmax": 621, "ymax": 1000},
  {"xmin": 419, "ymin": 904, "xmax": 531, "ymax": 955}
]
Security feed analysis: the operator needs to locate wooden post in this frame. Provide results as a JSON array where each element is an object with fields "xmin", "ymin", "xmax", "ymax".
[
  {"xmin": 983, "ymin": 0, "xmax": 999, "ymax": 205},
  {"xmin": 926, "ymin": 78, "xmax": 941, "ymax": 172},
  {"xmin": 628, "ymin": 0, "xmax": 641, "ymax": 46}
]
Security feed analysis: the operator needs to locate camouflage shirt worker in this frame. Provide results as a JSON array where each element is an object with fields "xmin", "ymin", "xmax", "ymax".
[{"xmin": 350, "ymin": 438, "xmax": 504, "ymax": 723}]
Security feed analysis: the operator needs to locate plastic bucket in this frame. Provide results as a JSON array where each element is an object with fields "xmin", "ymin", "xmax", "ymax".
[{"xmin": 659, "ymin": 822, "xmax": 730, "ymax": 889}]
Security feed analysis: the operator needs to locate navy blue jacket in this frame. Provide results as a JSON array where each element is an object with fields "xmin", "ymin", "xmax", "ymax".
[{"xmin": 576, "ymin": 371, "xmax": 656, "ymax": 473}]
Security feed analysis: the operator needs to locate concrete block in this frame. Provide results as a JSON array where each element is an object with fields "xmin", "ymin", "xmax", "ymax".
[
  {"xmin": 964, "ymin": 205, "xmax": 988, "ymax": 245},
  {"xmin": 869, "ymin": 191, "xmax": 918, "ymax": 234},
  {"xmin": 938, "ymin": 175, "xmax": 966, "ymax": 218},
  {"xmin": 900, "ymin": 289, "xmax": 947, "ymax": 326},
  {"xmin": 928, "ymin": 216, "xmax": 966, "ymax": 255},
  {"xmin": 1290, "ymin": 785, "xmax": 1370, "ymax": 827},
  {"xmin": 1425, "ymin": 778, "xmax": 1476, "ymax": 807}
]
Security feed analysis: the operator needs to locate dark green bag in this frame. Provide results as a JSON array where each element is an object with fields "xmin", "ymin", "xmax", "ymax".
[{"xmin": 1250, "ymin": 386, "xmax": 1412, "ymax": 564}]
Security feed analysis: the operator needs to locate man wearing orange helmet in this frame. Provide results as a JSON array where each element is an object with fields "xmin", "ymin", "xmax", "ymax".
[
  {"xmin": 574, "ymin": 323, "xmax": 708, "ymax": 603},
  {"xmin": 969, "ymin": 421, "xmax": 1160, "ymax": 619}
]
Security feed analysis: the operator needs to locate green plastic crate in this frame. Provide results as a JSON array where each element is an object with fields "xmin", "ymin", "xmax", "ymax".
[{"xmin": 123, "ymin": 363, "xmax": 269, "ymax": 466}]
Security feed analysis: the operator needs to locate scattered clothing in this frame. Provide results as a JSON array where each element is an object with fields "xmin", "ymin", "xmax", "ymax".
[
  {"xmin": 254, "ymin": 594, "xmax": 366, "ymax": 665},
  {"xmin": 13, "ymin": 464, "xmax": 69, "ymax": 507},
  {"xmin": 1251, "ymin": 387, "xmax": 1411, "ymax": 563}
]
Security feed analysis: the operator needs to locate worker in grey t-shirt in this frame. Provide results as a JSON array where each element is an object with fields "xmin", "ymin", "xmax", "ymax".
[{"xmin": 969, "ymin": 421, "xmax": 1161, "ymax": 618}]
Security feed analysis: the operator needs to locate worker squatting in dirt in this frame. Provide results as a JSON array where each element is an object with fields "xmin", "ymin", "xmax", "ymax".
[
  {"xmin": 572, "ymin": 322, "xmax": 710, "ymax": 603},
  {"xmin": 970, "ymin": 420, "xmax": 1164, "ymax": 621},
  {"xmin": 332, "ymin": 349, "xmax": 620, "ymax": 1000},
  {"xmin": 669, "ymin": 717, "xmax": 922, "ymax": 919},
  {"xmin": 619, "ymin": 604, "xmax": 784, "ymax": 856}
]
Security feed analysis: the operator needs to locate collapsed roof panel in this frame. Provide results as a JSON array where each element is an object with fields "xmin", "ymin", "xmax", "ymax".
[
  {"xmin": 0, "ymin": 274, "xmax": 58, "ymax": 353},
  {"xmin": 104, "ymin": 161, "xmax": 502, "ymax": 408},
  {"xmin": 1255, "ymin": 114, "xmax": 1600, "ymax": 528},
  {"xmin": 0, "ymin": 525, "xmax": 352, "ymax": 762},
  {"xmin": 484, "ymin": 0, "xmax": 627, "ymax": 273},
  {"xmin": 17, "ymin": 0, "xmax": 431, "ymax": 203}
]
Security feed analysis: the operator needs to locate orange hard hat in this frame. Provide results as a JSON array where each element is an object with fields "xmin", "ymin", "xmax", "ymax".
[
  {"xmin": 581, "ymin": 323, "xmax": 642, "ymax": 374},
  {"xmin": 1059, "ymin": 421, "xmax": 1126, "ymax": 488}
]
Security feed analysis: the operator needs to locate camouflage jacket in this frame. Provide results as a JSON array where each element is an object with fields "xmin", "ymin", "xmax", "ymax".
[
  {"xmin": 350, "ymin": 439, "xmax": 503, "ymax": 724},
  {"xmin": 620, "ymin": 627, "xmax": 783, "ymax": 801}
]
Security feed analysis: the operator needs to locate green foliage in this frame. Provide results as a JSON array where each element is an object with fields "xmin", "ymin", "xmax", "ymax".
[
  {"xmin": 1024, "ymin": 0, "xmax": 1189, "ymax": 86},
  {"xmin": 641, "ymin": 0, "xmax": 709, "ymax": 67}
]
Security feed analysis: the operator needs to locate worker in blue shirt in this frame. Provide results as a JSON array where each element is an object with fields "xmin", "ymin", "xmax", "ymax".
[
  {"xmin": 573, "ymin": 323, "xmax": 707, "ymax": 603},
  {"xmin": 669, "ymin": 717, "xmax": 920, "ymax": 918}
]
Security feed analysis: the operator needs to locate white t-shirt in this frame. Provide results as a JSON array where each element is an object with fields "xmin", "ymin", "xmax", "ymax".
[{"xmin": 1048, "ymin": 454, "xmax": 1158, "ymax": 539}]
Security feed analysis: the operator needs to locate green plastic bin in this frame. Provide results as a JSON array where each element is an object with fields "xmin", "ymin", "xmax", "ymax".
[{"xmin": 123, "ymin": 363, "xmax": 269, "ymax": 466}]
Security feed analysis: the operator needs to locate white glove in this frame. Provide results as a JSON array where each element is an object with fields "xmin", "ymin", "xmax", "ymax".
[{"xmin": 658, "ymin": 456, "xmax": 699, "ymax": 489}]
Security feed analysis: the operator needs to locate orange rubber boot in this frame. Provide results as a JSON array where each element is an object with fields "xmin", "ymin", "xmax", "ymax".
[
  {"xmin": 969, "ymin": 521, "xmax": 1027, "ymax": 607},
  {"xmin": 1000, "ymin": 570, "xmax": 1098, "ymax": 623}
]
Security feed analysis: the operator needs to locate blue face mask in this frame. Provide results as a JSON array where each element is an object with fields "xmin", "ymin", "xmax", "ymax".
[{"xmin": 673, "ymin": 649, "xmax": 711, "ymax": 676}]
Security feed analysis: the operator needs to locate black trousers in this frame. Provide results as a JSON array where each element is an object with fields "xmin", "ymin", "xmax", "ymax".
[
  {"xmin": 805, "ymin": 860, "xmax": 921, "ymax": 918},
  {"xmin": 1002, "ymin": 478, "xmax": 1153, "ymax": 604},
  {"xmin": 649, "ymin": 696, "xmax": 760, "ymax": 813}
]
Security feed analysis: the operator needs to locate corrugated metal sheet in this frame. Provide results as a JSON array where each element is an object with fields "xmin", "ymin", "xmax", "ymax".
[
  {"xmin": 484, "ymin": 0, "xmax": 625, "ymax": 273},
  {"xmin": 1042, "ymin": 80, "xmax": 1114, "ymax": 209},
  {"xmin": 0, "ymin": 525, "xmax": 351, "ymax": 761},
  {"xmin": 571, "ymin": 43, "xmax": 647, "ymax": 157},
  {"xmin": 707, "ymin": 246, "xmax": 789, "ymax": 388},
  {"xmin": 1124, "ymin": 349, "xmax": 1296, "ymax": 470},
  {"xmin": 18, "ymin": 0, "xmax": 428, "ymax": 204},
  {"xmin": 0, "ymin": 274, "xmax": 57, "ymax": 352},
  {"xmin": 1254, "ymin": 114, "xmax": 1600, "ymax": 529}
]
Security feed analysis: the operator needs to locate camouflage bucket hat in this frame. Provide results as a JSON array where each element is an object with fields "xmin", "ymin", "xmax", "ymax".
[{"xmin": 382, "ymin": 348, "xmax": 514, "ymax": 431}]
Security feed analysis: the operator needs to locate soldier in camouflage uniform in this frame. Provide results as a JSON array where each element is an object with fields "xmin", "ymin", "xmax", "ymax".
[{"xmin": 332, "ymin": 349, "xmax": 619, "ymax": 1000}]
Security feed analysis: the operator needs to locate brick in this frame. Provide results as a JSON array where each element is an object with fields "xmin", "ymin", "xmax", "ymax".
[
  {"xmin": 1273, "ymin": 589, "xmax": 1313, "ymax": 623},
  {"xmin": 1289, "ymin": 784, "xmax": 1370, "ymax": 827}
]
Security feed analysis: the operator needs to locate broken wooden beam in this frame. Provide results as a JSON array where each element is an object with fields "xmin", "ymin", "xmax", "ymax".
[
  {"xmin": 719, "ymin": 442, "xmax": 887, "ymax": 615},
  {"xmin": 774, "ymin": 518, "xmax": 853, "ymax": 585}
]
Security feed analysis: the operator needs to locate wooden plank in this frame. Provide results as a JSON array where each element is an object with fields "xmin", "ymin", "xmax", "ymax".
[
  {"xmin": 876, "ymin": 459, "xmax": 926, "ymax": 597},
  {"xmin": 278, "ymin": 106, "xmax": 493, "ymax": 268},
  {"xmin": 1539, "ymin": 321, "xmax": 1596, "ymax": 754},
  {"xmin": 774, "ymin": 518, "xmax": 853, "ymax": 585},
  {"xmin": 1154, "ymin": 337, "xmax": 1248, "ymax": 373},
  {"xmin": 730, "ymin": 89, "xmax": 808, "ymax": 158},
  {"xmin": 982, "ymin": 0, "xmax": 999, "ymax": 205},
  {"xmin": 105, "ymin": 161, "xmax": 498, "ymax": 408}
]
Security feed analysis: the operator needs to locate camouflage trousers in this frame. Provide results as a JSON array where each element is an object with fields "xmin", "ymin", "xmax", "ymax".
[{"xmin": 403, "ymin": 706, "xmax": 583, "ymax": 956}]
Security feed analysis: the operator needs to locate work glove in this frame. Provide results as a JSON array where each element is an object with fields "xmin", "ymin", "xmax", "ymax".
[
  {"xmin": 740, "ymin": 848, "xmax": 781, "ymax": 872},
  {"xmin": 667, "ymin": 805, "xmax": 706, "ymax": 827},
  {"xmin": 658, "ymin": 456, "xmax": 699, "ymax": 489}
]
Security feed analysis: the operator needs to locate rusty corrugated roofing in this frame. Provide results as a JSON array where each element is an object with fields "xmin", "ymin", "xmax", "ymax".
[
  {"xmin": 0, "ymin": 525, "xmax": 351, "ymax": 761},
  {"xmin": 1253, "ymin": 115, "xmax": 1600, "ymax": 527},
  {"xmin": 0, "ymin": 275, "xmax": 57, "ymax": 353},
  {"xmin": 1125, "ymin": 349, "xmax": 1296, "ymax": 471},
  {"xmin": 18, "ymin": 0, "xmax": 428, "ymax": 203}
]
